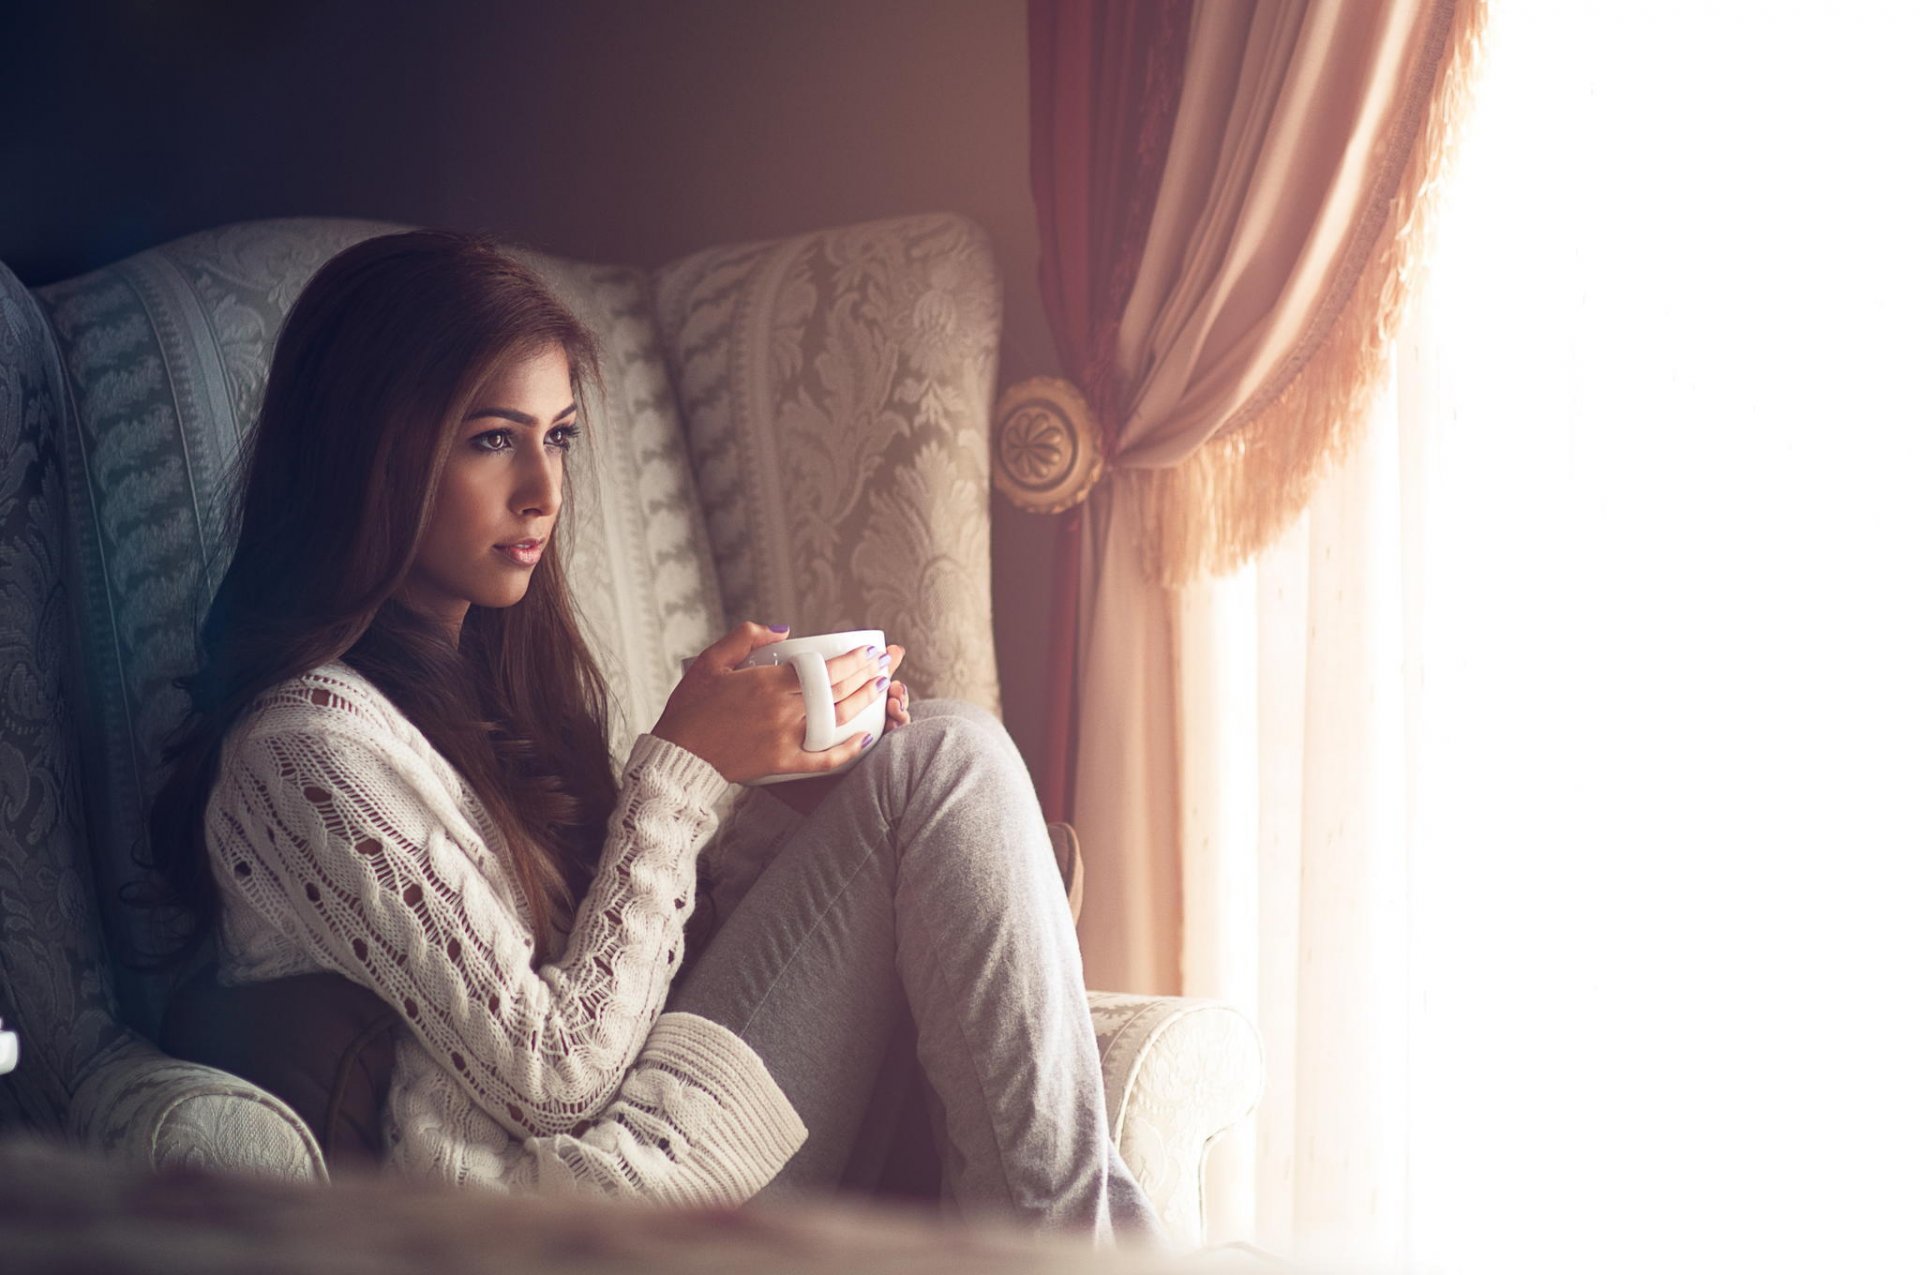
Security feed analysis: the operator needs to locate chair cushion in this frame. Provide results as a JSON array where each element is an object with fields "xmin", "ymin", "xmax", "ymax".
[{"xmin": 158, "ymin": 966, "xmax": 397, "ymax": 1170}]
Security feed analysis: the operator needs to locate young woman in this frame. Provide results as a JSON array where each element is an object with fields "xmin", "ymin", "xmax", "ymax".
[{"xmin": 141, "ymin": 230, "xmax": 1161, "ymax": 1244}]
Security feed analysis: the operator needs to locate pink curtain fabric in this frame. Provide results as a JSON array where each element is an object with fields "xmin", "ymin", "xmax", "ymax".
[
  {"xmin": 1117, "ymin": 0, "xmax": 1480, "ymax": 583},
  {"xmin": 1069, "ymin": 0, "xmax": 1485, "ymax": 993}
]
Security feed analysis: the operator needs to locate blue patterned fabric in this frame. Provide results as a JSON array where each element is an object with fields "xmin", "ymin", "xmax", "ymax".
[{"xmin": 0, "ymin": 262, "xmax": 123, "ymax": 1134}]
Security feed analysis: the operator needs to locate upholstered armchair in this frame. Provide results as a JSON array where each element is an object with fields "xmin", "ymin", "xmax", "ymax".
[{"xmin": 0, "ymin": 214, "xmax": 1262, "ymax": 1247}]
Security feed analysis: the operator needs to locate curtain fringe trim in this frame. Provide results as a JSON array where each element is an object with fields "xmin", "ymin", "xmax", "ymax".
[{"xmin": 1125, "ymin": 0, "xmax": 1490, "ymax": 588}]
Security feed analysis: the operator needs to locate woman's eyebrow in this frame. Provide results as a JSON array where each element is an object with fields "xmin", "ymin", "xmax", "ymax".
[{"xmin": 463, "ymin": 402, "xmax": 579, "ymax": 425}]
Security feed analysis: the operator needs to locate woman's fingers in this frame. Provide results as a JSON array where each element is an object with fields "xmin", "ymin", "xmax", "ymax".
[
  {"xmin": 825, "ymin": 643, "xmax": 888, "ymax": 697},
  {"xmin": 703, "ymin": 619, "xmax": 791, "ymax": 672},
  {"xmin": 835, "ymin": 669, "xmax": 888, "ymax": 726}
]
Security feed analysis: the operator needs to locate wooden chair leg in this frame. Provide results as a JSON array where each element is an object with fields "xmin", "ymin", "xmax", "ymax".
[{"xmin": 1047, "ymin": 821, "xmax": 1084, "ymax": 925}]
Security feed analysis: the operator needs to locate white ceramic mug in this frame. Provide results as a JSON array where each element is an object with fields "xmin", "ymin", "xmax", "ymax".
[{"xmin": 733, "ymin": 628, "xmax": 887, "ymax": 785}]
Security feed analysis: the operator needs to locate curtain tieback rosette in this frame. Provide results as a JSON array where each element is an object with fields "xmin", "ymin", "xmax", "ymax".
[{"xmin": 991, "ymin": 376, "xmax": 1106, "ymax": 514}]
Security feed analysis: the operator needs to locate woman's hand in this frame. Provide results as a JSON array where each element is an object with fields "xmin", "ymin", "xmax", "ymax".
[
  {"xmin": 650, "ymin": 622, "xmax": 892, "ymax": 785},
  {"xmin": 769, "ymin": 642, "xmax": 909, "ymax": 815}
]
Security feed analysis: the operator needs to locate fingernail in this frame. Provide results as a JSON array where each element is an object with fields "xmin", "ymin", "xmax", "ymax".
[
  {"xmin": 861, "ymin": 733, "xmax": 873, "ymax": 747},
  {"xmin": 875, "ymin": 676, "xmax": 889, "ymax": 693},
  {"xmin": 864, "ymin": 644, "xmax": 877, "ymax": 657},
  {"xmin": 878, "ymin": 652, "xmax": 892, "ymax": 668},
  {"xmin": 770, "ymin": 623, "xmax": 790, "ymax": 632}
]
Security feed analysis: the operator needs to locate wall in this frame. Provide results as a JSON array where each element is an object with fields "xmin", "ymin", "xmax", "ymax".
[{"xmin": 0, "ymin": 0, "xmax": 1064, "ymax": 779}]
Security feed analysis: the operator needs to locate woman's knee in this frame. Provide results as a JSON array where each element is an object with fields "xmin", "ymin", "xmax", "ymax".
[
  {"xmin": 878, "ymin": 711, "xmax": 1047, "ymax": 860},
  {"xmin": 885, "ymin": 704, "xmax": 1019, "ymax": 783},
  {"xmin": 899, "ymin": 698, "xmax": 1023, "ymax": 770}
]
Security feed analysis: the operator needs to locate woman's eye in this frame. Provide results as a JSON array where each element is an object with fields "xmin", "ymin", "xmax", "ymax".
[
  {"xmin": 546, "ymin": 423, "xmax": 581, "ymax": 451},
  {"xmin": 472, "ymin": 429, "xmax": 513, "ymax": 453}
]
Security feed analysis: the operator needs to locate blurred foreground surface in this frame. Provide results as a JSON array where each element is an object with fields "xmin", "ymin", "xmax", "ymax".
[{"xmin": 0, "ymin": 1132, "xmax": 1298, "ymax": 1275}]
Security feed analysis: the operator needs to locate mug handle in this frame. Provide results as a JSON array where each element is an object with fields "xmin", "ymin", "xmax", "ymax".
[{"xmin": 788, "ymin": 650, "xmax": 842, "ymax": 752}]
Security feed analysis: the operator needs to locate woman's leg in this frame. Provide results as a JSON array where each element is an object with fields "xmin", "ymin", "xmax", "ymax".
[{"xmin": 663, "ymin": 698, "xmax": 1162, "ymax": 1245}]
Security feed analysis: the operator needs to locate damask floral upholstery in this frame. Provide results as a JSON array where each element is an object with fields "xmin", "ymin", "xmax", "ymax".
[
  {"xmin": 0, "ymin": 215, "xmax": 1261, "ymax": 1250},
  {"xmin": 653, "ymin": 213, "xmax": 1003, "ymax": 714}
]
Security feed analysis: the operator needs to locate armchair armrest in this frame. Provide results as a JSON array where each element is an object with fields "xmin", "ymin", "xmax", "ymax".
[
  {"xmin": 1086, "ymin": 992, "xmax": 1264, "ymax": 1252},
  {"xmin": 65, "ymin": 1029, "xmax": 325, "ymax": 1181}
]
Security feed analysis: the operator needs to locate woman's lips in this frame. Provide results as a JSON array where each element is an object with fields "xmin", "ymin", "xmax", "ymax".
[{"xmin": 494, "ymin": 540, "xmax": 543, "ymax": 567}]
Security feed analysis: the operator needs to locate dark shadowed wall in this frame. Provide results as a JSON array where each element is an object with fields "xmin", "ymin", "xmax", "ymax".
[{"xmin": 0, "ymin": 0, "xmax": 1065, "ymax": 780}]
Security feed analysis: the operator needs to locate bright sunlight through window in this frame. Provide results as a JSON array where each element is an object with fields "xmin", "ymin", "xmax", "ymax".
[{"xmin": 1403, "ymin": 5, "xmax": 1920, "ymax": 1271}]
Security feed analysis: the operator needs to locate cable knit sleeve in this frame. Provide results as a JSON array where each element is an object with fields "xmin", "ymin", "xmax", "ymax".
[{"xmin": 205, "ymin": 696, "xmax": 731, "ymax": 1142}]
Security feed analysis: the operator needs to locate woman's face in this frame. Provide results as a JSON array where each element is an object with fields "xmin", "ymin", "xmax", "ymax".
[{"xmin": 400, "ymin": 343, "xmax": 578, "ymax": 639}]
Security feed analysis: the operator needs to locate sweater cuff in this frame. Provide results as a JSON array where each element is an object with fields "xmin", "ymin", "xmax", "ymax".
[
  {"xmin": 639, "ymin": 1012, "xmax": 809, "ymax": 1206},
  {"xmin": 624, "ymin": 733, "xmax": 732, "ymax": 812}
]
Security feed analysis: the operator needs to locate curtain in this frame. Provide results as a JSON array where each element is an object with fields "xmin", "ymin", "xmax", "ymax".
[
  {"xmin": 1189, "ymin": 5, "xmax": 1920, "ymax": 1269},
  {"xmin": 1026, "ymin": 0, "xmax": 1191, "ymax": 826},
  {"xmin": 1061, "ymin": 0, "xmax": 1483, "ymax": 995}
]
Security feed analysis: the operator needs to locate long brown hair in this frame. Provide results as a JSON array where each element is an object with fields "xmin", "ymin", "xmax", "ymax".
[{"xmin": 132, "ymin": 229, "xmax": 618, "ymax": 974}]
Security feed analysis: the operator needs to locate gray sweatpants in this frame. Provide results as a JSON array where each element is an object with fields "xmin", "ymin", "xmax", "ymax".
[{"xmin": 663, "ymin": 698, "xmax": 1163, "ymax": 1247}]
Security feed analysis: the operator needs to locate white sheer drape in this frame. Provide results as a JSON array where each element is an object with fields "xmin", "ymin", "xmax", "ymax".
[
  {"xmin": 1184, "ymin": 5, "xmax": 1920, "ymax": 1270},
  {"xmin": 1178, "ymin": 348, "xmax": 1419, "ymax": 1265}
]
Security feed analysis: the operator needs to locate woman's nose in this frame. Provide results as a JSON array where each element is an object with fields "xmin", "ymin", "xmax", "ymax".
[{"xmin": 514, "ymin": 449, "xmax": 562, "ymax": 516}]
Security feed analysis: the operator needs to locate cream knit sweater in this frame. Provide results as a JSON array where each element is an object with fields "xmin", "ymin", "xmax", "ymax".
[{"xmin": 206, "ymin": 660, "xmax": 807, "ymax": 1202}]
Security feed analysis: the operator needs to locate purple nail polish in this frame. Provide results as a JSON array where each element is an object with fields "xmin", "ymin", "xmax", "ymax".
[
  {"xmin": 861, "ymin": 733, "xmax": 873, "ymax": 747},
  {"xmin": 770, "ymin": 623, "xmax": 790, "ymax": 632},
  {"xmin": 876, "ymin": 676, "xmax": 889, "ymax": 693}
]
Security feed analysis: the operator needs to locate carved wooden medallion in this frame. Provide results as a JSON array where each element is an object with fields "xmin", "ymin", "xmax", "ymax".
[{"xmin": 991, "ymin": 376, "xmax": 1105, "ymax": 514}]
